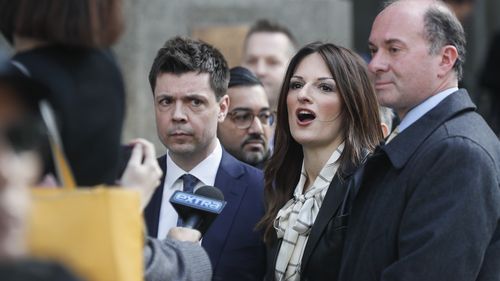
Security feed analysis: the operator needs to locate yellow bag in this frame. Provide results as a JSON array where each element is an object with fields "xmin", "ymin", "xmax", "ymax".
[
  {"xmin": 26, "ymin": 101, "xmax": 144, "ymax": 281},
  {"xmin": 27, "ymin": 187, "xmax": 143, "ymax": 281}
]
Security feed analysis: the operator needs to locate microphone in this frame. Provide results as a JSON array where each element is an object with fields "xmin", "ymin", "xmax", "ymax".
[{"xmin": 169, "ymin": 185, "xmax": 226, "ymax": 236}]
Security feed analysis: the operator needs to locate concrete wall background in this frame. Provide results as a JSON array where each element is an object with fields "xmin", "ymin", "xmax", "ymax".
[{"xmin": 114, "ymin": 0, "xmax": 353, "ymax": 153}]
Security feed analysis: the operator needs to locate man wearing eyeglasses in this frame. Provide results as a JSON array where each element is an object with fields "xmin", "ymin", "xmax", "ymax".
[{"xmin": 218, "ymin": 67, "xmax": 274, "ymax": 169}]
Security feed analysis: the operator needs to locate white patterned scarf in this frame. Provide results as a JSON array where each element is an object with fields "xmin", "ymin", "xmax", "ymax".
[{"xmin": 274, "ymin": 143, "xmax": 344, "ymax": 281}]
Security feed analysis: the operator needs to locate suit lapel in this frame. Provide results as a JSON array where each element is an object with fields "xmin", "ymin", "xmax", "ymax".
[
  {"xmin": 144, "ymin": 155, "xmax": 167, "ymax": 237},
  {"xmin": 202, "ymin": 150, "xmax": 247, "ymax": 269},
  {"xmin": 301, "ymin": 174, "xmax": 346, "ymax": 270}
]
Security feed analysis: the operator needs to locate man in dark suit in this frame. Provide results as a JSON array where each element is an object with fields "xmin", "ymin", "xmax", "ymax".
[
  {"xmin": 339, "ymin": 1, "xmax": 500, "ymax": 280},
  {"xmin": 144, "ymin": 37, "xmax": 266, "ymax": 281}
]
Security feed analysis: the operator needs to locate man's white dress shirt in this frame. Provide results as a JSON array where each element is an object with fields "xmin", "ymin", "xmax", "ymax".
[{"xmin": 156, "ymin": 140, "xmax": 223, "ymax": 239}]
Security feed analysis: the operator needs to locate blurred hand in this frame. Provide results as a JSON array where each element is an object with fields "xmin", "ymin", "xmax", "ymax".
[
  {"xmin": 120, "ymin": 138, "xmax": 163, "ymax": 210},
  {"xmin": 167, "ymin": 227, "xmax": 201, "ymax": 242},
  {"xmin": 0, "ymin": 143, "xmax": 41, "ymax": 260}
]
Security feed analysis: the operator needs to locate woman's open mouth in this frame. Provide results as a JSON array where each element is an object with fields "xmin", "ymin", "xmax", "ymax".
[{"xmin": 296, "ymin": 109, "xmax": 316, "ymax": 124}]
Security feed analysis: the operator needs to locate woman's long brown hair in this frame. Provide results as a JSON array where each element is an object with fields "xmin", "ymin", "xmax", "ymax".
[{"xmin": 257, "ymin": 42, "xmax": 384, "ymax": 244}]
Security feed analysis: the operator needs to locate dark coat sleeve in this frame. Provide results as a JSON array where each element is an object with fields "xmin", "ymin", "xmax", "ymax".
[
  {"xmin": 144, "ymin": 237, "xmax": 212, "ymax": 281},
  {"xmin": 380, "ymin": 137, "xmax": 500, "ymax": 281}
]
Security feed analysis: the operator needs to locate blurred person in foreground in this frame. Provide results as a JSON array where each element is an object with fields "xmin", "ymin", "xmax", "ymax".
[
  {"xmin": 0, "ymin": 0, "xmax": 215, "ymax": 279},
  {"xmin": 145, "ymin": 37, "xmax": 266, "ymax": 281},
  {"xmin": 338, "ymin": 1, "xmax": 500, "ymax": 280},
  {"xmin": 242, "ymin": 19, "xmax": 297, "ymax": 111},
  {"xmin": 218, "ymin": 66, "xmax": 274, "ymax": 169},
  {"xmin": 257, "ymin": 42, "xmax": 383, "ymax": 281},
  {"xmin": 0, "ymin": 0, "xmax": 126, "ymax": 186},
  {"xmin": 0, "ymin": 61, "xmax": 81, "ymax": 281},
  {"xmin": 0, "ymin": 60, "xmax": 211, "ymax": 281}
]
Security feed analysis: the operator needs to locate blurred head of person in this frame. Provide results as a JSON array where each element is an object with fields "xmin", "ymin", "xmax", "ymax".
[
  {"xmin": 0, "ymin": 0, "xmax": 124, "ymax": 49},
  {"xmin": 218, "ymin": 67, "xmax": 273, "ymax": 168},
  {"xmin": 148, "ymin": 36, "xmax": 229, "ymax": 170},
  {"xmin": 242, "ymin": 19, "xmax": 297, "ymax": 110},
  {"xmin": 258, "ymin": 42, "xmax": 383, "ymax": 243},
  {"xmin": 0, "ymin": 61, "xmax": 47, "ymax": 260}
]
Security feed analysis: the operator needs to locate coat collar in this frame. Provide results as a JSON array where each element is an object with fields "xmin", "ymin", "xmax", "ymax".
[{"xmin": 382, "ymin": 89, "xmax": 475, "ymax": 169}]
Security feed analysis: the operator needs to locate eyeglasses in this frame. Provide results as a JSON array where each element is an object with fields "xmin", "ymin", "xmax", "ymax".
[{"xmin": 227, "ymin": 109, "xmax": 276, "ymax": 129}]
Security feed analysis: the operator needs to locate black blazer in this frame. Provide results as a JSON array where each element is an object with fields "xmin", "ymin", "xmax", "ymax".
[{"xmin": 264, "ymin": 167, "xmax": 363, "ymax": 281}]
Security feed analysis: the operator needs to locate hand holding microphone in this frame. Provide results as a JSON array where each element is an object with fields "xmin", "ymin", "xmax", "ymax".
[
  {"xmin": 169, "ymin": 185, "xmax": 226, "ymax": 238},
  {"xmin": 167, "ymin": 227, "xmax": 201, "ymax": 242}
]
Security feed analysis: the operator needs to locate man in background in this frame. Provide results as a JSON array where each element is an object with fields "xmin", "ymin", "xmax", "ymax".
[
  {"xmin": 218, "ymin": 67, "xmax": 273, "ymax": 169},
  {"xmin": 242, "ymin": 19, "xmax": 297, "ymax": 110}
]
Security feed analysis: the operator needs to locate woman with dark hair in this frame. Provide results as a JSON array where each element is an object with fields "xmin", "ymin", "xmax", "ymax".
[
  {"xmin": 0, "ymin": 0, "xmax": 126, "ymax": 186},
  {"xmin": 258, "ymin": 42, "xmax": 383, "ymax": 281}
]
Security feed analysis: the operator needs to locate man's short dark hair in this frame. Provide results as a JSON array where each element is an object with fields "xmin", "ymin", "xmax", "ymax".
[
  {"xmin": 245, "ymin": 19, "xmax": 297, "ymax": 49},
  {"xmin": 228, "ymin": 66, "xmax": 262, "ymax": 88},
  {"xmin": 148, "ymin": 36, "xmax": 229, "ymax": 100}
]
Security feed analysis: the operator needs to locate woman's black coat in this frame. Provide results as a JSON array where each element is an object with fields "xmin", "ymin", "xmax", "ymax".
[{"xmin": 264, "ymin": 167, "xmax": 363, "ymax": 281}]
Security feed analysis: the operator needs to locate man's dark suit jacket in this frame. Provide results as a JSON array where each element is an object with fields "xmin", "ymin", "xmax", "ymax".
[
  {"xmin": 145, "ymin": 150, "xmax": 266, "ymax": 281},
  {"xmin": 339, "ymin": 90, "xmax": 500, "ymax": 281}
]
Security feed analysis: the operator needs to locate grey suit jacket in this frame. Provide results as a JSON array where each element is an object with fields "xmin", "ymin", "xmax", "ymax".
[
  {"xmin": 339, "ymin": 90, "xmax": 500, "ymax": 281},
  {"xmin": 144, "ymin": 237, "xmax": 212, "ymax": 281}
]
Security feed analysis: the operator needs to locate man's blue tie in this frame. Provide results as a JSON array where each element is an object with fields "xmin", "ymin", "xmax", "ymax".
[{"xmin": 176, "ymin": 174, "xmax": 199, "ymax": 226}]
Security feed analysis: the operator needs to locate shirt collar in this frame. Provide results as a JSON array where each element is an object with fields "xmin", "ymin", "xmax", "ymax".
[
  {"xmin": 165, "ymin": 139, "xmax": 223, "ymax": 188},
  {"xmin": 381, "ymin": 89, "xmax": 475, "ymax": 170},
  {"xmin": 296, "ymin": 142, "xmax": 345, "ymax": 197},
  {"xmin": 399, "ymin": 87, "xmax": 458, "ymax": 132}
]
